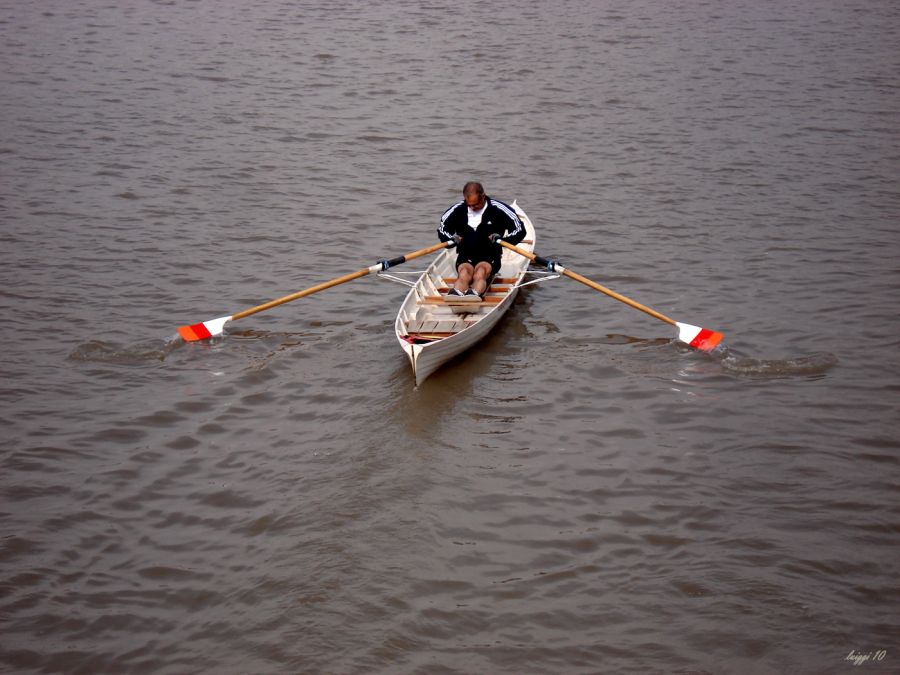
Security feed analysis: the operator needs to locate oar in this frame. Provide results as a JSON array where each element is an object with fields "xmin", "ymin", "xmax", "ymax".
[
  {"xmin": 178, "ymin": 241, "xmax": 453, "ymax": 342},
  {"xmin": 499, "ymin": 240, "xmax": 724, "ymax": 351}
]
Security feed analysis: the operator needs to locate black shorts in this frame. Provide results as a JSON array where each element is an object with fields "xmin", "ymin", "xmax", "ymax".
[{"xmin": 456, "ymin": 254, "xmax": 501, "ymax": 278}]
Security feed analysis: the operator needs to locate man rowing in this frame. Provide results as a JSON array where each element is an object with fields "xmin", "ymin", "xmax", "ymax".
[{"xmin": 437, "ymin": 181, "xmax": 526, "ymax": 299}]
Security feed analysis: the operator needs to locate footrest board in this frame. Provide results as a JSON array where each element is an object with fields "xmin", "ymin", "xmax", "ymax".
[{"xmin": 439, "ymin": 286, "xmax": 512, "ymax": 294}]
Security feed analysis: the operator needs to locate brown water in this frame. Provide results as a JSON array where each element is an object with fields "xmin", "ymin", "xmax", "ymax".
[{"xmin": 2, "ymin": 1, "xmax": 899, "ymax": 673}]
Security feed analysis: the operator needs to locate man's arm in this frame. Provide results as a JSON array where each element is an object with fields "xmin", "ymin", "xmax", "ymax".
[
  {"xmin": 492, "ymin": 202, "xmax": 526, "ymax": 245},
  {"xmin": 437, "ymin": 202, "xmax": 463, "ymax": 242}
]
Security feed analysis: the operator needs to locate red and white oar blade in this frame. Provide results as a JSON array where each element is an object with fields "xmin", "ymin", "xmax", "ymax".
[
  {"xmin": 676, "ymin": 322, "xmax": 724, "ymax": 352},
  {"xmin": 178, "ymin": 315, "xmax": 232, "ymax": 342}
]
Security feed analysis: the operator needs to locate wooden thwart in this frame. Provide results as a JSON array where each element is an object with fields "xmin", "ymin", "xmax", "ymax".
[{"xmin": 443, "ymin": 277, "xmax": 517, "ymax": 284}]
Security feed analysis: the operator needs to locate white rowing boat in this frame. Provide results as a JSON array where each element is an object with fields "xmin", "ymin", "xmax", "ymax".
[{"xmin": 393, "ymin": 201, "xmax": 538, "ymax": 385}]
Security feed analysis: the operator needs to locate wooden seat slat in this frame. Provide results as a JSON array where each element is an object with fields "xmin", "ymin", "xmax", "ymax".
[{"xmin": 435, "ymin": 320, "xmax": 464, "ymax": 333}]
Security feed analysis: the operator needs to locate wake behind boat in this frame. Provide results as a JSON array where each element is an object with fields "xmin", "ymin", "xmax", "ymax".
[{"xmin": 393, "ymin": 202, "xmax": 539, "ymax": 385}]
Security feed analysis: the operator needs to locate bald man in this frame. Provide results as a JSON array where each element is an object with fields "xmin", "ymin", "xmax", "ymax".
[{"xmin": 437, "ymin": 182, "xmax": 526, "ymax": 298}]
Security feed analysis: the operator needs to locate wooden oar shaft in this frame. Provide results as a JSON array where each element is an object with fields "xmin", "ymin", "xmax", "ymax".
[
  {"xmin": 231, "ymin": 268, "xmax": 370, "ymax": 320},
  {"xmin": 561, "ymin": 268, "xmax": 675, "ymax": 327},
  {"xmin": 499, "ymin": 241, "xmax": 676, "ymax": 327},
  {"xmin": 231, "ymin": 240, "xmax": 450, "ymax": 321}
]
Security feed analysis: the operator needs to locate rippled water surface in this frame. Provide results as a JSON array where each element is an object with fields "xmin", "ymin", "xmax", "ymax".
[{"xmin": 2, "ymin": 1, "xmax": 899, "ymax": 673}]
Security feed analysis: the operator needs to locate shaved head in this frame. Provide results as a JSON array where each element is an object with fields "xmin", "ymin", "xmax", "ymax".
[
  {"xmin": 463, "ymin": 181, "xmax": 487, "ymax": 210},
  {"xmin": 463, "ymin": 181, "xmax": 484, "ymax": 198}
]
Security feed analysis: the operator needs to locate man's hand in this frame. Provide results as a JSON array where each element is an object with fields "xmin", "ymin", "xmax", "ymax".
[
  {"xmin": 488, "ymin": 233, "xmax": 503, "ymax": 243},
  {"xmin": 451, "ymin": 234, "xmax": 463, "ymax": 245}
]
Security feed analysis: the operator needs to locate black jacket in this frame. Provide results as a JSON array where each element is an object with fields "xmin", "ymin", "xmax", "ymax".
[{"xmin": 437, "ymin": 197, "xmax": 526, "ymax": 264}]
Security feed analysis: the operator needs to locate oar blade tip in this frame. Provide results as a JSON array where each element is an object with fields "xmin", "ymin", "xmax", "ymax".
[
  {"xmin": 676, "ymin": 322, "xmax": 724, "ymax": 352},
  {"xmin": 178, "ymin": 323, "xmax": 210, "ymax": 342},
  {"xmin": 693, "ymin": 329, "xmax": 724, "ymax": 351},
  {"xmin": 178, "ymin": 316, "xmax": 231, "ymax": 342}
]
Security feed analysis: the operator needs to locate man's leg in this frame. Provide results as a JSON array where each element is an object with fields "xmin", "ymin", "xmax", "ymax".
[
  {"xmin": 471, "ymin": 262, "xmax": 493, "ymax": 296},
  {"xmin": 455, "ymin": 263, "xmax": 475, "ymax": 293}
]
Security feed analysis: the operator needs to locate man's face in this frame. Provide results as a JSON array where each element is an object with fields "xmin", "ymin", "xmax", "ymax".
[{"xmin": 465, "ymin": 192, "xmax": 486, "ymax": 210}]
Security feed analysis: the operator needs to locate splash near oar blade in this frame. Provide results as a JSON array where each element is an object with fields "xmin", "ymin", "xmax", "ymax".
[
  {"xmin": 178, "ymin": 316, "xmax": 231, "ymax": 342},
  {"xmin": 676, "ymin": 322, "xmax": 724, "ymax": 352}
]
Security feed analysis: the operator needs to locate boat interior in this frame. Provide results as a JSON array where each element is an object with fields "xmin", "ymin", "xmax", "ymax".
[
  {"xmin": 393, "ymin": 235, "xmax": 541, "ymax": 344},
  {"xmin": 400, "ymin": 275, "xmax": 520, "ymax": 342}
]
